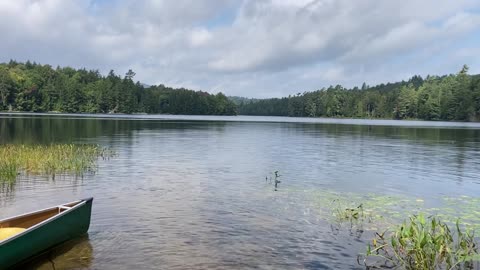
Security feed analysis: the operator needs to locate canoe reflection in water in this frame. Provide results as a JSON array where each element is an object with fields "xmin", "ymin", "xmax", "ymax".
[{"xmin": 19, "ymin": 236, "xmax": 93, "ymax": 270}]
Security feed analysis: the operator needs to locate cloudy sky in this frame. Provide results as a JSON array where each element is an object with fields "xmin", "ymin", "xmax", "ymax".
[{"xmin": 1, "ymin": 0, "xmax": 480, "ymax": 98}]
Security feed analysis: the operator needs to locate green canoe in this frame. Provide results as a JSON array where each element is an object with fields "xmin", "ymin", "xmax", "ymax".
[{"xmin": 0, "ymin": 198, "xmax": 93, "ymax": 269}]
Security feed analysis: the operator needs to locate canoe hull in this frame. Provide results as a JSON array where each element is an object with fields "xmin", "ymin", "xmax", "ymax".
[{"xmin": 0, "ymin": 198, "xmax": 93, "ymax": 270}]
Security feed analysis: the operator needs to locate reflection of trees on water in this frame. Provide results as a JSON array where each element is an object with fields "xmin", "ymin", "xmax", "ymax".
[
  {"xmin": 0, "ymin": 116, "xmax": 229, "ymax": 197},
  {"xmin": 0, "ymin": 174, "xmax": 87, "ymax": 204},
  {"xmin": 300, "ymin": 123, "xmax": 480, "ymax": 146},
  {"xmin": 1, "ymin": 116, "xmax": 478, "ymax": 146},
  {"xmin": 298, "ymin": 123, "xmax": 480, "ymax": 184},
  {"xmin": 0, "ymin": 116, "xmax": 228, "ymax": 144},
  {"xmin": 18, "ymin": 236, "xmax": 93, "ymax": 270},
  {"xmin": 0, "ymin": 181, "xmax": 15, "ymax": 205}
]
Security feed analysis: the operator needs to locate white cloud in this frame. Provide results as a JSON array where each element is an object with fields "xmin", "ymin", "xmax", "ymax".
[
  {"xmin": 189, "ymin": 28, "xmax": 212, "ymax": 47},
  {"xmin": 0, "ymin": 0, "xmax": 479, "ymax": 98}
]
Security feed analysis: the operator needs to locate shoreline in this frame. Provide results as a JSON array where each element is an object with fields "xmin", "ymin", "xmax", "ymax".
[{"xmin": 1, "ymin": 112, "xmax": 480, "ymax": 128}]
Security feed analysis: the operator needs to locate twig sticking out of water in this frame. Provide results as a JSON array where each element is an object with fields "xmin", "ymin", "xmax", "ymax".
[
  {"xmin": 265, "ymin": 170, "xmax": 282, "ymax": 191},
  {"xmin": 274, "ymin": 171, "xmax": 281, "ymax": 191}
]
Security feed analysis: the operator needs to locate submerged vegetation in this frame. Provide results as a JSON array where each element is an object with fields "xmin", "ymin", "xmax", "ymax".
[
  {"xmin": 0, "ymin": 144, "xmax": 114, "ymax": 182},
  {"xmin": 273, "ymin": 188, "xmax": 480, "ymax": 269},
  {"xmin": 325, "ymin": 193, "xmax": 480, "ymax": 269},
  {"xmin": 302, "ymin": 189, "xmax": 480, "ymax": 233}
]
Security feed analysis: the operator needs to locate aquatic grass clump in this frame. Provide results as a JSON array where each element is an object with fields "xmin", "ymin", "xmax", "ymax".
[
  {"xmin": 361, "ymin": 213, "xmax": 480, "ymax": 269},
  {"xmin": 333, "ymin": 202, "xmax": 367, "ymax": 224},
  {"xmin": 0, "ymin": 161, "xmax": 18, "ymax": 183},
  {"xmin": 0, "ymin": 144, "xmax": 114, "ymax": 182}
]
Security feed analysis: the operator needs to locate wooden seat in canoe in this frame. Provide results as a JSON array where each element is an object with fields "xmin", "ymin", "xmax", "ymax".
[{"xmin": 0, "ymin": 227, "xmax": 26, "ymax": 241}]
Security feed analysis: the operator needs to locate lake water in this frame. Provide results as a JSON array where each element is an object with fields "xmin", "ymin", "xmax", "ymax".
[{"xmin": 1, "ymin": 114, "xmax": 480, "ymax": 269}]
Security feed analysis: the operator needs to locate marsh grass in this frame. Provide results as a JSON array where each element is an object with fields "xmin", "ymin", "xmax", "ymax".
[
  {"xmin": 361, "ymin": 214, "xmax": 480, "ymax": 269},
  {"xmin": 0, "ymin": 144, "xmax": 114, "ymax": 182},
  {"xmin": 0, "ymin": 161, "xmax": 18, "ymax": 183}
]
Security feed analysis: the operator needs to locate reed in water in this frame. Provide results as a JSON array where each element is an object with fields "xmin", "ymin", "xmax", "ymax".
[{"xmin": 0, "ymin": 144, "xmax": 113, "ymax": 182}]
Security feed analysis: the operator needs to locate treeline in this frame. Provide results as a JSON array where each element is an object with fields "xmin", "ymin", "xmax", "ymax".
[
  {"xmin": 2, "ymin": 61, "xmax": 479, "ymax": 121},
  {"xmin": 238, "ymin": 65, "xmax": 480, "ymax": 121},
  {"xmin": 0, "ymin": 61, "xmax": 237, "ymax": 115}
]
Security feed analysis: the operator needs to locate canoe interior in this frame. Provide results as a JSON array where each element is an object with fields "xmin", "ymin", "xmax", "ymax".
[{"xmin": 0, "ymin": 201, "xmax": 82, "ymax": 230}]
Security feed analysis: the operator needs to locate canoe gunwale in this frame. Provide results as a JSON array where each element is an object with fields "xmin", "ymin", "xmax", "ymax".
[{"xmin": 0, "ymin": 199, "xmax": 86, "ymax": 245}]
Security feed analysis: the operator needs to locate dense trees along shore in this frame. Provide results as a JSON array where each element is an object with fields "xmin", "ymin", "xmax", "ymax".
[
  {"xmin": 237, "ymin": 65, "xmax": 480, "ymax": 121},
  {"xmin": 1, "ymin": 61, "xmax": 479, "ymax": 121},
  {"xmin": 0, "ymin": 61, "xmax": 237, "ymax": 115}
]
